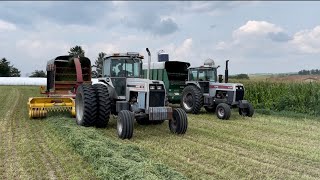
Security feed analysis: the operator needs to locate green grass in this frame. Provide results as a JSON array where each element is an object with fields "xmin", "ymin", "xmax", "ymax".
[
  {"xmin": 46, "ymin": 116, "xmax": 185, "ymax": 180},
  {"xmin": 1, "ymin": 86, "xmax": 320, "ymax": 179},
  {"xmin": 0, "ymin": 86, "xmax": 97, "ymax": 179}
]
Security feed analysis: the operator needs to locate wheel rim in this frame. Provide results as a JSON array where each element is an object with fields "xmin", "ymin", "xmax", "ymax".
[
  {"xmin": 170, "ymin": 118, "xmax": 177, "ymax": 130},
  {"xmin": 183, "ymin": 93, "xmax": 193, "ymax": 110},
  {"xmin": 241, "ymin": 108, "xmax": 247, "ymax": 116},
  {"xmin": 76, "ymin": 94, "xmax": 84, "ymax": 122},
  {"xmin": 117, "ymin": 118, "xmax": 123, "ymax": 135},
  {"xmin": 218, "ymin": 107, "xmax": 225, "ymax": 117}
]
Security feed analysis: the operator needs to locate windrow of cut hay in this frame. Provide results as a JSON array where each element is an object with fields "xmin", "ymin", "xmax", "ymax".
[
  {"xmin": 46, "ymin": 116, "xmax": 186, "ymax": 180},
  {"xmin": 242, "ymin": 81, "xmax": 320, "ymax": 115}
]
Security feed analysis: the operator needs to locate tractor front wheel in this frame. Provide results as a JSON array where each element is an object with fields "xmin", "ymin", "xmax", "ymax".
[
  {"xmin": 239, "ymin": 102, "xmax": 254, "ymax": 117},
  {"xmin": 169, "ymin": 108, "xmax": 188, "ymax": 134},
  {"xmin": 117, "ymin": 110, "xmax": 134, "ymax": 139},
  {"xmin": 216, "ymin": 103, "xmax": 231, "ymax": 120},
  {"xmin": 75, "ymin": 84, "xmax": 97, "ymax": 126}
]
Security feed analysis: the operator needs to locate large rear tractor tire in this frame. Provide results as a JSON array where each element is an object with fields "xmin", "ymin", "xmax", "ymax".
[
  {"xmin": 216, "ymin": 103, "xmax": 231, "ymax": 120},
  {"xmin": 180, "ymin": 85, "xmax": 203, "ymax": 114},
  {"xmin": 169, "ymin": 108, "xmax": 188, "ymax": 134},
  {"xmin": 239, "ymin": 102, "xmax": 254, "ymax": 117},
  {"xmin": 93, "ymin": 84, "xmax": 111, "ymax": 128},
  {"xmin": 75, "ymin": 84, "xmax": 97, "ymax": 126},
  {"xmin": 117, "ymin": 110, "xmax": 134, "ymax": 139}
]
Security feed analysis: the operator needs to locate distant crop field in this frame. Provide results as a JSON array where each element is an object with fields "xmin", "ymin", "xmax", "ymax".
[
  {"xmin": 244, "ymin": 74, "xmax": 320, "ymax": 83},
  {"xmin": 1, "ymin": 86, "xmax": 320, "ymax": 179},
  {"xmin": 232, "ymin": 81, "xmax": 320, "ymax": 116}
]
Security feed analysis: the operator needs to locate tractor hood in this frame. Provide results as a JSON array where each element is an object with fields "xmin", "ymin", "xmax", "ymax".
[
  {"xmin": 209, "ymin": 82, "xmax": 244, "ymax": 90},
  {"xmin": 127, "ymin": 78, "xmax": 165, "ymax": 91}
]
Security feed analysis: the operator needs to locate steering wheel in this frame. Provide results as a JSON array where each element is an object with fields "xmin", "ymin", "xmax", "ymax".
[{"xmin": 127, "ymin": 71, "xmax": 133, "ymax": 76}]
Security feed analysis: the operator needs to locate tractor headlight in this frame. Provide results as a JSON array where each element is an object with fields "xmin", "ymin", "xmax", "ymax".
[
  {"xmin": 157, "ymin": 85, "xmax": 163, "ymax": 90},
  {"xmin": 150, "ymin": 85, "xmax": 156, "ymax": 90}
]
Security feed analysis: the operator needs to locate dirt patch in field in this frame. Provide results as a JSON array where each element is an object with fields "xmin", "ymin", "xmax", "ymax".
[{"xmin": 267, "ymin": 75, "xmax": 320, "ymax": 82}]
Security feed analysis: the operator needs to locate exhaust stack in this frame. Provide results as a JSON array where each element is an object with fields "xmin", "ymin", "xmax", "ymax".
[
  {"xmin": 225, "ymin": 60, "xmax": 229, "ymax": 83},
  {"xmin": 146, "ymin": 48, "xmax": 151, "ymax": 80}
]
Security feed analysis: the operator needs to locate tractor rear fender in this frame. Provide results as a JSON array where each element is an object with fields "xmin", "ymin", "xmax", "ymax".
[
  {"xmin": 185, "ymin": 81, "xmax": 201, "ymax": 90},
  {"xmin": 94, "ymin": 81, "xmax": 117, "ymax": 100}
]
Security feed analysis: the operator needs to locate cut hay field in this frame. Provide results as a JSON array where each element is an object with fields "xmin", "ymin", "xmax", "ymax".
[{"xmin": 1, "ymin": 86, "xmax": 320, "ymax": 179}]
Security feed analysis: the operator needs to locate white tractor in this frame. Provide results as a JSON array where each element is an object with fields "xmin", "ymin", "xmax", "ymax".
[
  {"xmin": 75, "ymin": 48, "xmax": 188, "ymax": 139},
  {"xmin": 181, "ymin": 59, "xmax": 254, "ymax": 120}
]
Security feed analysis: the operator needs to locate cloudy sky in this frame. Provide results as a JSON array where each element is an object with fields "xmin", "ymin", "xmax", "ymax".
[{"xmin": 0, "ymin": 1, "xmax": 319, "ymax": 76}]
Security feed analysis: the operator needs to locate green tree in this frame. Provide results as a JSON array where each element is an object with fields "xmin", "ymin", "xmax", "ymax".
[
  {"xmin": 0, "ymin": 58, "xmax": 10, "ymax": 76},
  {"xmin": 92, "ymin": 52, "xmax": 106, "ymax": 78},
  {"xmin": 29, "ymin": 70, "xmax": 46, "ymax": 77},
  {"xmin": 0, "ymin": 58, "xmax": 21, "ymax": 77},
  {"xmin": 10, "ymin": 67, "xmax": 21, "ymax": 77},
  {"xmin": 68, "ymin": 45, "xmax": 85, "ymax": 57},
  {"xmin": 230, "ymin": 73, "xmax": 249, "ymax": 80}
]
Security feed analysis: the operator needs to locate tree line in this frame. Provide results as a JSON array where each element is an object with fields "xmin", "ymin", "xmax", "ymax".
[
  {"xmin": 229, "ymin": 74, "xmax": 250, "ymax": 80},
  {"xmin": 0, "ymin": 45, "xmax": 104, "ymax": 78},
  {"xmin": 298, "ymin": 69, "xmax": 320, "ymax": 75}
]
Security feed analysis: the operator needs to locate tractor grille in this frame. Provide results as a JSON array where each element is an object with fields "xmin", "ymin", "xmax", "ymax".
[
  {"xmin": 235, "ymin": 86, "xmax": 244, "ymax": 101},
  {"xmin": 149, "ymin": 91, "xmax": 165, "ymax": 107}
]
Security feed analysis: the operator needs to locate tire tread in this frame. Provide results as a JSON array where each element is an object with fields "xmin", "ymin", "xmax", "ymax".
[
  {"xmin": 181, "ymin": 85, "xmax": 203, "ymax": 114},
  {"xmin": 93, "ymin": 84, "xmax": 111, "ymax": 128},
  {"xmin": 76, "ymin": 84, "xmax": 97, "ymax": 126}
]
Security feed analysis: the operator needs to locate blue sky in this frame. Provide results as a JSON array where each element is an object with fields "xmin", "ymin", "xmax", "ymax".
[{"xmin": 0, "ymin": 1, "xmax": 319, "ymax": 76}]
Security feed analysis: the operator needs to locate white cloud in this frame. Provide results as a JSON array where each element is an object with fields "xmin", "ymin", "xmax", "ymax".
[
  {"xmin": 210, "ymin": 20, "xmax": 320, "ymax": 74},
  {"xmin": 175, "ymin": 38, "xmax": 193, "ymax": 59},
  {"xmin": 234, "ymin": 20, "xmax": 283, "ymax": 37},
  {"xmin": 112, "ymin": 1, "xmax": 127, "ymax": 6},
  {"xmin": 216, "ymin": 20, "xmax": 320, "ymax": 57},
  {"xmin": 179, "ymin": 1, "xmax": 251, "ymax": 15},
  {"xmin": 16, "ymin": 39, "xmax": 70, "ymax": 59},
  {"xmin": 159, "ymin": 38, "xmax": 193, "ymax": 63},
  {"xmin": 86, "ymin": 43, "xmax": 119, "ymax": 59},
  {"xmin": 0, "ymin": 19, "xmax": 16, "ymax": 32},
  {"xmin": 13, "ymin": 39, "xmax": 70, "ymax": 73},
  {"xmin": 215, "ymin": 20, "xmax": 293, "ymax": 57},
  {"xmin": 291, "ymin": 26, "xmax": 320, "ymax": 54}
]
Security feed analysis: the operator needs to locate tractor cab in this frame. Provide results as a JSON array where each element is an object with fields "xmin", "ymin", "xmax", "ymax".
[
  {"xmin": 188, "ymin": 66, "xmax": 217, "ymax": 94},
  {"xmin": 102, "ymin": 53, "xmax": 143, "ymax": 97},
  {"xmin": 187, "ymin": 59, "xmax": 218, "ymax": 94}
]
